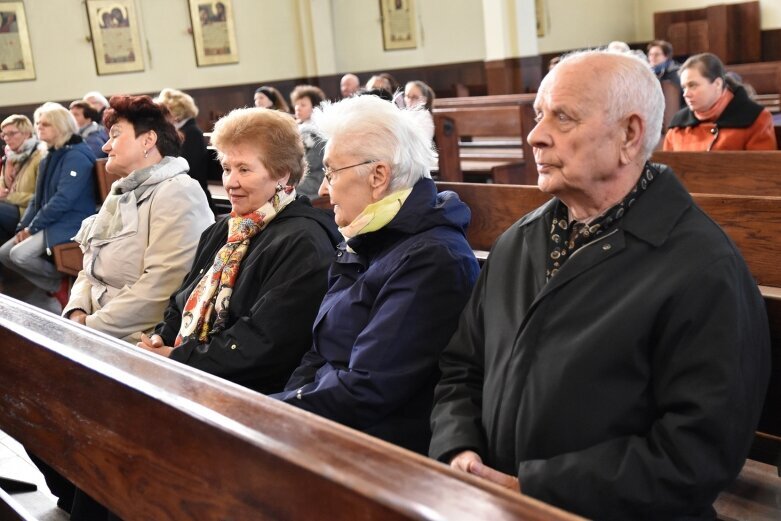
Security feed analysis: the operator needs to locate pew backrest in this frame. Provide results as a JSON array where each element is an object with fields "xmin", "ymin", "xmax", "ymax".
[
  {"xmin": 0, "ymin": 295, "xmax": 581, "ymax": 521},
  {"xmin": 432, "ymin": 94, "xmax": 538, "ymax": 184},
  {"xmin": 651, "ymin": 151, "xmax": 781, "ymax": 197}
]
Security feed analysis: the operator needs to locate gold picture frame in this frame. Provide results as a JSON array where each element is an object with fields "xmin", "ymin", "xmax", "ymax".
[
  {"xmin": 188, "ymin": 0, "xmax": 238, "ymax": 67},
  {"xmin": 85, "ymin": 0, "xmax": 144, "ymax": 75},
  {"xmin": 0, "ymin": 1, "xmax": 35, "ymax": 82},
  {"xmin": 380, "ymin": 0, "xmax": 417, "ymax": 51}
]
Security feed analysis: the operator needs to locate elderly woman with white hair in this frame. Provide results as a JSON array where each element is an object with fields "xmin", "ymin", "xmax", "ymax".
[
  {"xmin": 0, "ymin": 102, "xmax": 96, "ymax": 307},
  {"xmin": 271, "ymin": 95, "xmax": 479, "ymax": 455}
]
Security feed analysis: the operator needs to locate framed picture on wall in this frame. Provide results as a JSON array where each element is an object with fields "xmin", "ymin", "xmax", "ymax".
[
  {"xmin": 0, "ymin": 1, "xmax": 35, "ymax": 82},
  {"xmin": 188, "ymin": 0, "xmax": 238, "ymax": 66},
  {"xmin": 85, "ymin": 0, "xmax": 145, "ymax": 75},
  {"xmin": 379, "ymin": 0, "xmax": 417, "ymax": 51}
]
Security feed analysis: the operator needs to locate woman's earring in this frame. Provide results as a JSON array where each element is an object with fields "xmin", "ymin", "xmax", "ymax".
[
  {"xmin": 276, "ymin": 183, "xmax": 284, "ymax": 192},
  {"xmin": 143, "ymin": 149, "xmax": 149, "ymax": 158}
]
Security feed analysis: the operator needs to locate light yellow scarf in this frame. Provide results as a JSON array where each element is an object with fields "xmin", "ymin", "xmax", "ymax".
[{"xmin": 338, "ymin": 187, "xmax": 413, "ymax": 243}]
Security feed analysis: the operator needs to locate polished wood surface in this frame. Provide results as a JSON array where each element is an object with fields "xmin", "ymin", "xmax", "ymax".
[
  {"xmin": 654, "ymin": 1, "xmax": 760, "ymax": 64},
  {"xmin": 0, "ymin": 295, "xmax": 581, "ymax": 520},
  {"xmin": 651, "ymin": 151, "xmax": 781, "ymax": 197},
  {"xmin": 713, "ymin": 459, "xmax": 781, "ymax": 521},
  {"xmin": 433, "ymin": 94, "xmax": 538, "ymax": 184}
]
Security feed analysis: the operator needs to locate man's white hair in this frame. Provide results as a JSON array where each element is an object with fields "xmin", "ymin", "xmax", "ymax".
[
  {"xmin": 555, "ymin": 50, "xmax": 664, "ymax": 160},
  {"xmin": 311, "ymin": 95, "xmax": 436, "ymax": 192},
  {"xmin": 82, "ymin": 91, "xmax": 109, "ymax": 108}
]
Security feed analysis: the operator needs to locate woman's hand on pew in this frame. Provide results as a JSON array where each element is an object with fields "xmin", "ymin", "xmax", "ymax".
[
  {"xmin": 450, "ymin": 450, "xmax": 521, "ymax": 492},
  {"xmin": 67, "ymin": 309, "xmax": 88, "ymax": 325},
  {"xmin": 137, "ymin": 333, "xmax": 173, "ymax": 358}
]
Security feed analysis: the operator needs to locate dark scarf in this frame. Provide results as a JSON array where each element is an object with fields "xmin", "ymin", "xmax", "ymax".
[{"xmin": 546, "ymin": 163, "xmax": 658, "ymax": 280}]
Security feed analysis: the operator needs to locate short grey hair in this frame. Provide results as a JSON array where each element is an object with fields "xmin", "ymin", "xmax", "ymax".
[
  {"xmin": 311, "ymin": 95, "xmax": 436, "ymax": 193},
  {"xmin": 34, "ymin": 102, "xmax": 78, "ymax": 149},
  {"xmin": 556, "ymin": 50, "xmax": 664, "ymax": 160}
]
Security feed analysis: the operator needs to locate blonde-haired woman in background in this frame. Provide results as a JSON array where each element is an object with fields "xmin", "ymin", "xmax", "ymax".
[
  {"xmin": 155, "ymin": 87, "xmax": 215, "ymax": 208},
  {"xmin": 0, "ymin": 102, "xmax": 96, "ymax": 308},
  {"xmin": 0, "ymin": 114, "xmax": 46, "ymax": 246}
]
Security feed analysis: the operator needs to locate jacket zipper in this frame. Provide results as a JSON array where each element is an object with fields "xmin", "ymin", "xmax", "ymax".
[{"xmin": 567, "ymin": 227, "xmax": 619, "ymax": 261}]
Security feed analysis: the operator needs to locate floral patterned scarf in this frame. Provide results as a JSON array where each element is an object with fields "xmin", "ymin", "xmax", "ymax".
[{"xmin": 175, "ymin": 186, "xmax": 296, "ymax": 346}]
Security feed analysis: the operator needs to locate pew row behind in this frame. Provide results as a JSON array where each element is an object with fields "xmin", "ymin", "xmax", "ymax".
[
  {"xmin": 651, "ymin": 151, "xmax": 781, "ymax": 197},
  {"xmin": 432, "ymin": 94, "xmax": 538, "ymax": 184},
  {"xmin": 0, "ymin": 295, "xmax": 580, "ymax": 521}
]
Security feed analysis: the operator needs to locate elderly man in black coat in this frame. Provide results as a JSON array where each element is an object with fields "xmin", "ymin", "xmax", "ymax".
[{"xmin": 429, "ymin": 50, "xmax": 770, "ymax": 520}]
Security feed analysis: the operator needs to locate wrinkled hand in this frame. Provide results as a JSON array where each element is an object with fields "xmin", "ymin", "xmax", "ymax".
[
  {"xmin": 137, "ymin": 333, "xmax": 174, "ymax": 358},
  {"xmin": 450, "ymin": 450, "xmax": 521, "ymax": 492},
  {"xmin": 14, "ymin": 228, "xmax": 30, "ymax": 244},
  {"xmin": 67, "ymin": 309, "xmax": 88, "ymax": 325}
]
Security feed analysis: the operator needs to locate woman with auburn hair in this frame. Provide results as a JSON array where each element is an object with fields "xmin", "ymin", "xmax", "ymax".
[
  {"xmin": 0, "ymin": 114, "xmax": 46, "ymax": 245},
  {"xmin": 33, "ymin": 94, "xmax": 213, "ymax": 520},
  {"xmin": 290, "ymin": 84, "xmax": 326, "ymax": 200},
  {"xmin": 155, "ymin": 87, "xmax": 215, "ymax": 208},
  {"xmin": 664, "ymin": 52, "xmax": 777, "ymax": 151},
  {"xmin": 62, "ymin": 94, "xmax": 214, "ymax": 341},
  {"xmin": 254, "ymin": 85, "xmax": 290, "ymax": 113},
  {"xmin": 138, "ymin": 107, "xmax": 338, "ymax": 394},
  {"xmin": 0, "ymin": 102, "xmax": 95, "ymax": 308}
]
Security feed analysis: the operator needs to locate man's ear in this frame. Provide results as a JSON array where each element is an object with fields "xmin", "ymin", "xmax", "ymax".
[
  {"xmin": 370, "ymin": 161, "xmax": 392, "ymax": 199},
  {"xmin": 619, "ymin": 114, "xmax": 644, "ymax": 166}
]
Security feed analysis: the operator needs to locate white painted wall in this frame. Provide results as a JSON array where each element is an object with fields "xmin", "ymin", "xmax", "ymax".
[
  {"xmin": 635, "ymin": 0, "xmax": 781, "ymax": 40},
  {"xmin": 2, "ymin": 0, "xmax": 777, "ymax": 109},
  {"xmin": 329, "ymin": 0, "xmax": 486, "ymax": 74},
  {"xmin": 0, "ymin": 0, "xmax": 308, "ymax": 107},
  {"xmin": 535, "ymin": 0, "xmax": 638, "ymax": 54}
]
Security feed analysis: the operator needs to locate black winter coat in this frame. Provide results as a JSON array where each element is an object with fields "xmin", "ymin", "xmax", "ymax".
[
  {"xmin": 157, "ymin": 198, "xmax": 339, "ymax": 394},
  {"xmin": 430, "ymin": 166, "xmax": 770, "ymax": 520}
]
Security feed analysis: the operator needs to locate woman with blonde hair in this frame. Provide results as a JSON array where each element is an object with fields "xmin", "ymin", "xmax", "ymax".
[
  {"xmin": 155, "ymin": 88, "xmax": 215, "ymax": 206},
  {"xmin": 139, "ymin": 107, "xmax": 338, "ymax": 394},
  {"xmin": 0, "ymin": 114, "xmax": 46, "ymax": 245},
  {"xmin": 0, "ymin": 102, "xmax": 95, "ymax": 307}
]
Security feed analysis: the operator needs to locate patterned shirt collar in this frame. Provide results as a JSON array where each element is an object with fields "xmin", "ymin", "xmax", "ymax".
[{"xmin": 546, "ymin": 163, "xmax": 658, "ymax": 280}]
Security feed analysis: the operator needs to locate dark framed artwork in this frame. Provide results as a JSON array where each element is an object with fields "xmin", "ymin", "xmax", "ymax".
[
  {"xmin": 85, "ymin": 0, "xmax": 145, "ymax": 75},
  {"xmin": 380, "ymin": 0, "xmax": 417, "ymax": 51},
  {"xmin": 188, "ymin": 0, "xmax": 238, "ymax": 66},
  {"xmin": 0, "ymin": 1, "xmax": 35, "ymax": 82}
]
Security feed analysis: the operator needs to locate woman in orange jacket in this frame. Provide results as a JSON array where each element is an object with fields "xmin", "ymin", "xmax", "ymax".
[{"xmin": 663, "ymin": 53, "xmax": 777, "ymax": 151}]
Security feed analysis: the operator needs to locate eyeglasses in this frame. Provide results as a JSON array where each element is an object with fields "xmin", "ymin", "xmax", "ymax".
[
  {"xmin": 0, "ymin": 130, "xmax": 20, "ymax": 140},
  {"xmin": 323, "ymin": 159, "xmax": 378, "ymax": 186}
]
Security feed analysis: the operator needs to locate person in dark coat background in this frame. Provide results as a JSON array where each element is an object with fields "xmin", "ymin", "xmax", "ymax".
[
  {"xmin": 270, "ymin": 95, "xmax": 479, "ymax": 455},
  {"xmin": 429, "ymin": 51, "xmax": 770, "ymax": 520},
  {"xmin": 139, "ymin": 107, "xmax": 339, "ymax": 394},
  {"xmin": 155, "ymin": 88, "xmax": 216, "ymax": 211}
]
